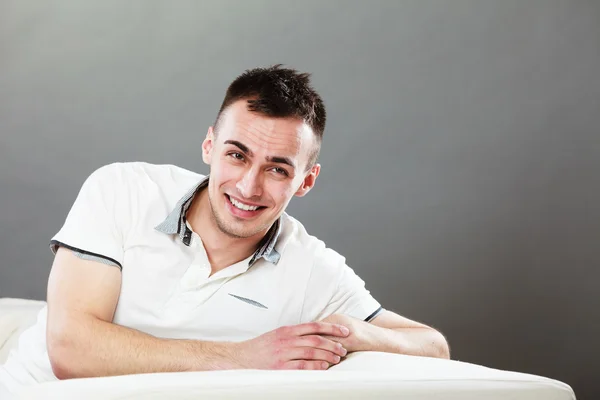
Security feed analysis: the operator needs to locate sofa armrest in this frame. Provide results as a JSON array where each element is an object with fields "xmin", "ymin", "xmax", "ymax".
[{"xmin": 0, "ymin": 298, "xmax": 47, "ymax": 364}]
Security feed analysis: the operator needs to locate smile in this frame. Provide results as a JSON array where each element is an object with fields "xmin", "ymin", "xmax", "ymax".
[
  {"xmin": 230, "ymin": 196, "xmax": 259, "ymax": 211},
  {"xmin": 225, "ymin": 194, "xmax": 266, "ymax": 215}
]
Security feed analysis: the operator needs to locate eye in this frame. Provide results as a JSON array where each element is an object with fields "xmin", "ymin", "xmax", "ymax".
[
  {"xmin": 271, "ymin": 167, "xmax": 289, "ymax": 176},
  {"xmin": 228, "ymin": 152, "xmax": 245, "ymax": 161}
]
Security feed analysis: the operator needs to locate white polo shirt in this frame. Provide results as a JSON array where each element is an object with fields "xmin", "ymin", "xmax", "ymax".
[{"xmin": 0, "ymin": 162, "xmax": 382, "ymax": 395}]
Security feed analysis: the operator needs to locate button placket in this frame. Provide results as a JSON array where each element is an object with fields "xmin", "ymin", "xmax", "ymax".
[{"xmin": 178, "ymin": 228, "xmax": 210, "ymax": 289}]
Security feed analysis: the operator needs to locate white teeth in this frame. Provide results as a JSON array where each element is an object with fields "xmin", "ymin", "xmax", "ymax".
[{"xmin": 229, "ymin": 196, "xmax": 259, "ymax": 211}]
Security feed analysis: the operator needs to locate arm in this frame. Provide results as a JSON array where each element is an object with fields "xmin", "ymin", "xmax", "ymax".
[
  {"xmin": 46, "ymin": 248, "xmax": 239, "ymax": 379},
  {"xmin": 322, "ymin": 311, "xmax": 450, "ymax": 359},
  {"xmin": 45, "ymin": 166, "xmax": 239, "ymax": 378},
  {"xmin": 47, "ymin": 248, "xmax": 350, "ymax": 379}
]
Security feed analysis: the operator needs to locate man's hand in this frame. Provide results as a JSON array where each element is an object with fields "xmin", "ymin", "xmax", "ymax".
[
  {"xmin": 235, "ymin": 322, "xmax": 350, "ymax": 370},
  {"xmin": 320, "ymin": 314, "xmax": 370, "ymax": 353},
  {"xmin": 321, "ymin": 311, "xmax": 451, "ymax": 359}
]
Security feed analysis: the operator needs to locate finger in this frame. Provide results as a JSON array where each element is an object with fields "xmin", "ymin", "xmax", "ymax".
[
  {"xmin": 281, "ymin": 360, "xmax": 331, "ymax": 370},
  {"xmin": 292, "ymin": 335, "xmax": 347, "ymax": 357},
  {"xmin": 287, "ymin": 322, "xmax": 350, "ymax": 338},
  {"xmin": 286, "ymin": 347, "xmax": 342, "ymax": 365},
  {"xmin": 320, "ymin": 334, "xmax": 344, "ymax": 344}
]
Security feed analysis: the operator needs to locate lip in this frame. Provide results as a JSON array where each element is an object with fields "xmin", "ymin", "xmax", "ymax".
[{"xmin": 225, "ymin": 194, "xmax": 266, "ymax": 219}]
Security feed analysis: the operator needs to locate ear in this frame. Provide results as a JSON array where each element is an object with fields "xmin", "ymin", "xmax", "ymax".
[
  {"xmin": 202, "ymin": 127, "xmax": 215, "ymax": 165},
  {"xmin": 295, "ymin": 163, "xmax": 321, "ymax": 197}
]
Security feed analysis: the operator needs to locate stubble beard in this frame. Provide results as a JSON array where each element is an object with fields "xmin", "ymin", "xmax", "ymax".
[{"xmin": 208, "ymin": 188, "xmax": 268, "ymax": 239}]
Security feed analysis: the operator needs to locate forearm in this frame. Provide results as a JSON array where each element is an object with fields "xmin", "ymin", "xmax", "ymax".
[
  {"xmin": 359, "ymin": 324, "xmax": 450, "ymax": 359},
  {"xmin": 48, "ymin": 314, "xmax": 240, "ymax": 379}
]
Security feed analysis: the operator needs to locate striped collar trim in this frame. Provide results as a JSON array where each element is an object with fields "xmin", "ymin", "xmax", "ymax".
[{"xmin": 154, "ymin": 176, "xmax": 281, "ymax": 266}]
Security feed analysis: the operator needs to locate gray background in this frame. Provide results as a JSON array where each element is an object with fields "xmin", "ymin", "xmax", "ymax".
[{"xmin": 1, "ymin": 1, "xmax": 598, "ymax": 398}]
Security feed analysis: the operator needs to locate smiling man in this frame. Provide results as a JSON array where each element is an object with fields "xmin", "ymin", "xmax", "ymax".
[{"xmin": 0, "ymin": 65, "xmax": 449, "ymax": 398}]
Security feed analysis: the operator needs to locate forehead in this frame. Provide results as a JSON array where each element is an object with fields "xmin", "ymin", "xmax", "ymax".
[{"xmin": 217, "ymin": 100, "xmax": 314, "ymax": 160}]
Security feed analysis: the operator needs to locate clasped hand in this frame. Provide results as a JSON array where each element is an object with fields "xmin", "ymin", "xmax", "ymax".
[{"xmin": 236, "ymin": 314, "xmax": 364, "ymax": 370}]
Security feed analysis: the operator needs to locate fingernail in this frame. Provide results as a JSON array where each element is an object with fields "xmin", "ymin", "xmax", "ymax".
[
  {"xmin": 340, "ymin": 326, "xmax": 350, "ymax": 335},
  {"xmin": 334, "ymin": 355, "xmax": 341, "ymax": 363},
  {"xmin": 341, "ymin": 348, "xmax": 347, "ymax": 356},
  {"xmin": 322, "ymin": 362, "xmax": 329, "ymax": 369}
]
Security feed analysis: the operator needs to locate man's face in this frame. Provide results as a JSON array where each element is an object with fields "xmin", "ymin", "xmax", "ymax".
[{"xmin": 202, "ymin": 100, "xmax": 320, "ymax": 239}]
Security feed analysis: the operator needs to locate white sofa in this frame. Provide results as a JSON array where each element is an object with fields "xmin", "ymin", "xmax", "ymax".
[{"xmin": 0, "ymin": 298, "xmax": 575, "ymax": 400}]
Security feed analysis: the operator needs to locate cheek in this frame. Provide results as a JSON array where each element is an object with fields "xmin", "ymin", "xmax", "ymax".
[
  {"xmin": 212, "ymin": 162, "xmax": 238, "ymax": 185},
  {"xmin": 267, "ymin": 182, "xmax": 295, "ymax": 207}
]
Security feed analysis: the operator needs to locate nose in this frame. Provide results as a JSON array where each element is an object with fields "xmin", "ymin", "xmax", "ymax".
[{"xmin": 236, "ymin": 168, "xmax": 263, "ymax": 199}]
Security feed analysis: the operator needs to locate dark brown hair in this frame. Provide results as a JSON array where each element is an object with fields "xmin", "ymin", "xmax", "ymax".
[{"xmin": 214, "ymin": 65, "xmax": 326, "ymax": 168}]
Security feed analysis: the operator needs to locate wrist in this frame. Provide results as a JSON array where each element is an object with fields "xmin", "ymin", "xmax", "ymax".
[
  {"xmin": 226, "ymin": 340, "xmax": 248, "ymax": 369},
  {"xmin": 188, "ymin": 340, "xmax": 245, "ymax": 371},
  {"xmin": 353, "ymin": 321, "xmax": 378, "ymax": 352},
  {"xmin": 215, "ymin": 341, "xmax": 247, "ymax": 370}
]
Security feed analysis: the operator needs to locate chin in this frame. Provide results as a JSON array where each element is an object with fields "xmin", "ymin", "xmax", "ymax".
[{"xmin": 219, "ymin": 221, "xmax": 266, "ymax": 239}]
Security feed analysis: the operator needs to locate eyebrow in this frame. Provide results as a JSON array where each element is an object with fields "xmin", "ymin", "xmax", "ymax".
[
  {"xmin": 267, "ymin": 156, "xmax": 295, "ymax": 169},
  {"xmin": 224, "ymin": 140, "xmax": 296, "ymax": 169},
  {"xmin": 224, "ymin": 140, "xmax": 252, "ymax": 156}
]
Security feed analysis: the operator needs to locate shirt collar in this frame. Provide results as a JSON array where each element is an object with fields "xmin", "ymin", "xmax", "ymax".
[{"xmin": 154, "ymin": 176, "xmax": 281, "ymax": 266}]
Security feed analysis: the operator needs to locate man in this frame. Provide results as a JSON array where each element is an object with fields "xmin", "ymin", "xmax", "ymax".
[{"xmin": 0, "ymin": 65, "xmax": 449, "ymax": 398}]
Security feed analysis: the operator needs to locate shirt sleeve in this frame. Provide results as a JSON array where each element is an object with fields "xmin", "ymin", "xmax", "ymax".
[
  {"xmin": 49, "ymin": 164, "xmax": 126, "ymax": 270},
  {"xmin": 301, "ymin": 246, "xmax": 383, "ymax": 323}
]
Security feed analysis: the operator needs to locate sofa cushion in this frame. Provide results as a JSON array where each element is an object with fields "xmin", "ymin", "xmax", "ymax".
[
  {"xmin": 23, "ymin": 352, "xmax": 575, "ymax": 399},
  {"xmin": 0, "ymin": 298, "xmax": 46, "ymax": 364}
]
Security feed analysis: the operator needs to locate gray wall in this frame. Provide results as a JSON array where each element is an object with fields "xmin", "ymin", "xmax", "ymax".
[{"xmin": 1, "ymin": 1, "xmax": 598, "ymax": 398}]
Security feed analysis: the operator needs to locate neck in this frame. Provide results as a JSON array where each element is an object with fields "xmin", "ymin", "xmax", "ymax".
[{"xmin": 186, "ymin": 189, "xmax": 268, "ymax": 273}]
